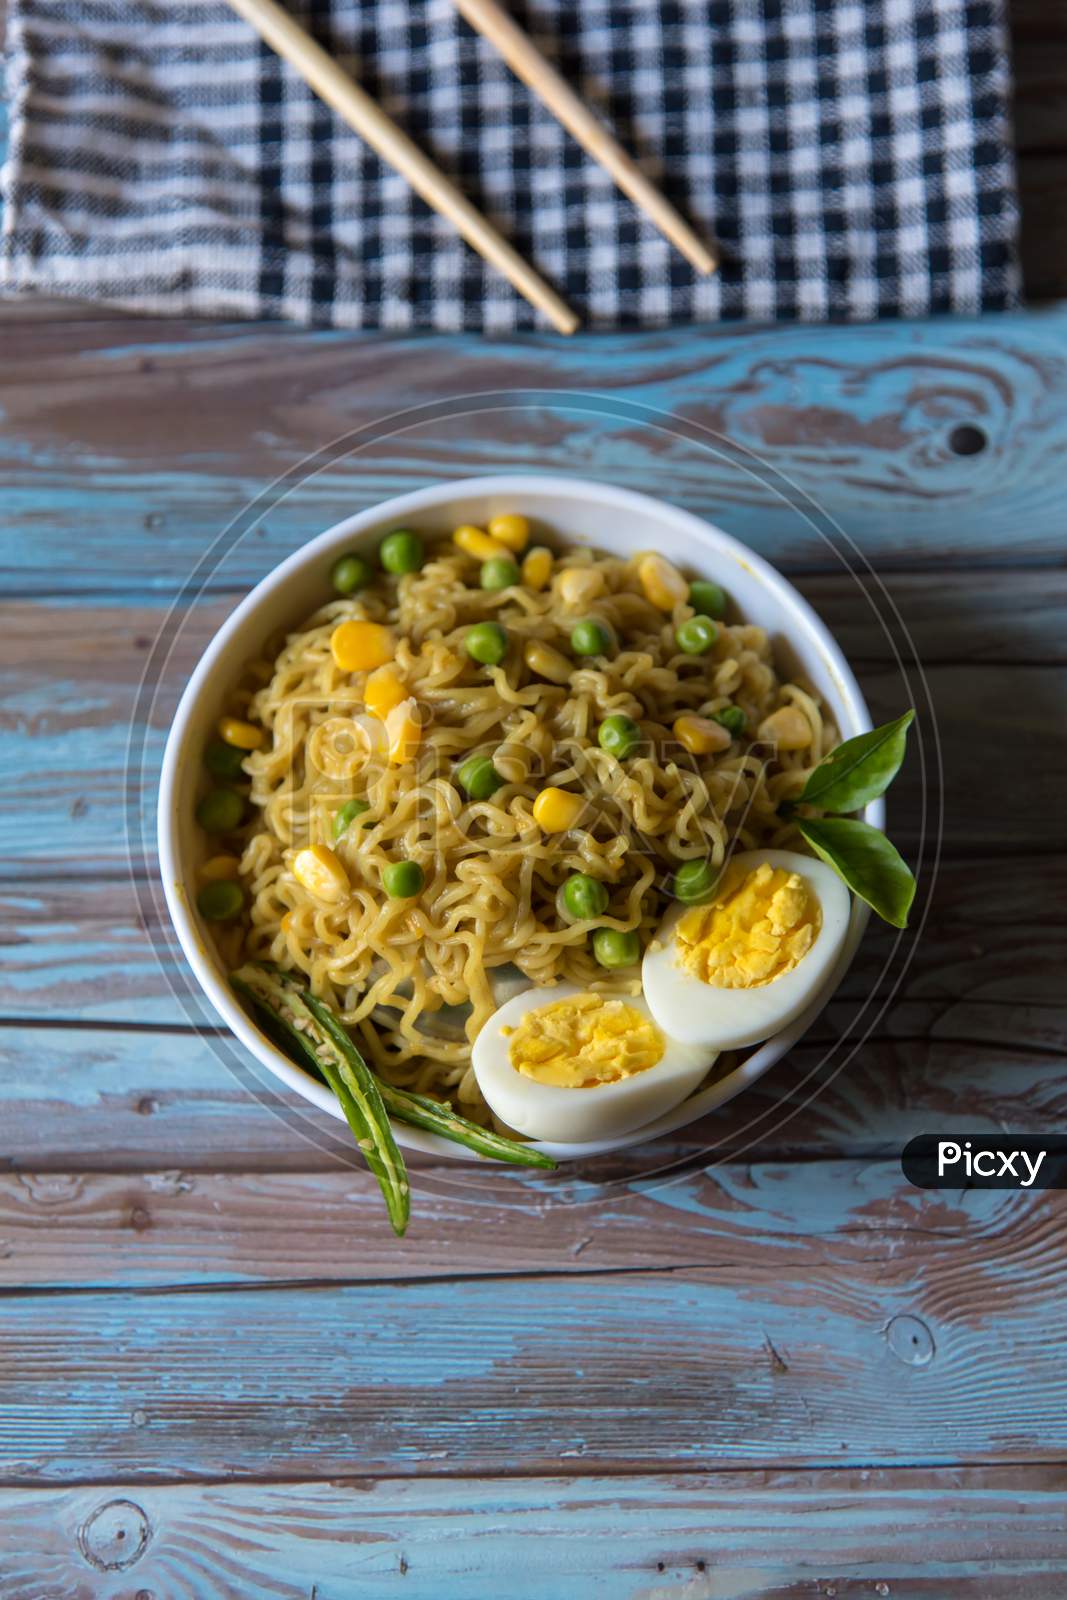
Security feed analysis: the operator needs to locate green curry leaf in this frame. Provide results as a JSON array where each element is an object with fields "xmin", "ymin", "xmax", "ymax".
[
  {"xmin": 797, "ymin": 817, "xmax": 916, "ymax": 929},
  {"xmin": 798, "ymin": 710, "xmax": 914, "ymax": 815}
]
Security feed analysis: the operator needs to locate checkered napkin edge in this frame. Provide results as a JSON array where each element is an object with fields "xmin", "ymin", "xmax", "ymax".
[{"xmin": 1, "ymin": 0, "xmax": 1023, "ymax": 329}]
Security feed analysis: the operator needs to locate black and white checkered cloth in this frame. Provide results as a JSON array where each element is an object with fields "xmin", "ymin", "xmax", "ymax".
[{"xmin": 1, "ymin": 0, "xmax": 1021, "ymax": 329}]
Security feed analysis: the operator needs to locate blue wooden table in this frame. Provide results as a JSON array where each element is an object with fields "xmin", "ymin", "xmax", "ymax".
[
  {"xmin": 3, "ymin": 6, "xmax": 1067, "ymax": 1572},
  {"xmin": 1, "ymin": 294, "xmax": 1066, "ymax": 1595}
]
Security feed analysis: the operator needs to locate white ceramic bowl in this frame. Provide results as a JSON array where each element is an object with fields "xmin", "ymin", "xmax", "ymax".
[{"xmin": 158, "ymin": 475, "xmax": 879, "ymax": 1162}]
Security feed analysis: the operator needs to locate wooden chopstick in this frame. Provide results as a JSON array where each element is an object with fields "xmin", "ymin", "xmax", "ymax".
[
  {"xmin": 453, "ymin": 0, "xmax": 718, "ymax": 276},
  {"xmin": 223, "ymin": 0, "xmax": 580, "ymax": 334}
]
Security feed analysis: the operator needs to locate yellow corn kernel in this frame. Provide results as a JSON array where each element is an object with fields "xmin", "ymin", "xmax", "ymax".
[
  {"xmin": 758, "ymin": 705, "xmax": 812, "ymax": 750},
  {"xmin": 364, "ymin": 665, "xmax": 407, "ymax": 720},
  {"xmin": 521, "ymin": 545, "xmax": 553, "ymax": 590},
  {"xmin": 200, "ymin": 854, "xmax": 241, "ymax": 882},
  {"xmin": 487, "ymin": 513, "xmax": 530, "ymax": 552},
  {"xmin": 385, "ymin": 697, "xmax": 422, "ymax": 765},
  {"xmin": 673, "ymin": 714, "xmax": 733, "ymax": 757},
  {"xmin": 281, "ymin": 910, "xmax": 294, "ymax": 933},
  {"xmin": 331, "ymin": 620, "xmax": 394, "ymax": 673},
  {"xmin": 524, "ymin": 639, "xmax": 572, "ymax": 685},
  {"xmin": 533, "ymin": 786, "xmax": 584, "ymax": 832},
  {"xmin": 638, "ymin": 553, "xmax": 688, "ymax": 613},
  {"xmin": 292, "ymin": 843, "xmax": 350, "ymax": 904},
  {"xmin": 453, "ymin": 524, "xmax": 510, "ymax": 562},
  {"xmin": 218, "ymin": 716, "xmax": 264, "ymax": 750},
  {"xmin": 558, "ymin": 566, "xmax": 606, "ymax": 609}
]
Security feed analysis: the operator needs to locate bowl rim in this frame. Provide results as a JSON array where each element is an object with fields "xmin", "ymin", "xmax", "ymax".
[{"xmin": 157, "ymin": 473, "xmax": 880, "ymax": 1162}]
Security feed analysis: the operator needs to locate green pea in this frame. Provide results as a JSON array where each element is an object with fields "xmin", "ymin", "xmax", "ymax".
[
  {"xmin": 464, "ymin": 621, "xmax": 509, "ymax": 666},
  {"xmin": 379, "ymin": 529, "xmax": 424, "ymax": 574},
  {"xmin": 204, "ymin": 738, "xmax": 247, "ymax": 781},
  {"xmin": 197, "ymin": 879, "xmax": 244, "ymax": 922},
  {"xmin": 675, "ymin": 616, "xmax": 718, "ymax": 655},
  {"xmin": 597, "ymin": 713, "xmax": 641, "ymax": 760},
  {"xmin": 689, "ymin": 579, "xmax": 727, "ymax": 619},
  {"xmin": 455, "ymin": 754, "xmax": 505, "ymax": 800},
  {"xmin": 480, "ymin": 557, "xmax": 521, "ymax": 591},
  {"xmin": 592, "ymin": 927, "xmax": 641, "ymax": 969},
  {"xmin": 570, "ymin": 618, "xmax": 613, "ymax": 657},
  {"xmin": 383, "ymin": 859, "xmax": 425, "ymax": 899},
  {"xmin": 562, "ymin": 872, "xmax": 609, "ymax": 920},
  {"xmin": 673, "ymin": 858, "xmax": 718, "ymax": 904},
  {"xmin": 331, "ymin": 552, "xmax": 372, "ymax": 595},
  {"xmin": 333, "ymin": 797, "xmax": 372, "ymax": 839},
  {"xmin": 196, "ymin": 787, "xmax": 244, "ymax": 833},
  {"xmin": 712, "ymin": 704, "xmax": 746, "ymax": 738}
]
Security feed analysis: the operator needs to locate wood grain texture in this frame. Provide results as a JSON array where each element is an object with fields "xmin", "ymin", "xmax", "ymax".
[
  {"xmin": 6, "ymin": 597, "xmax": 1065, "ymax": 865},
  {"xmin": 2, "ymin": 1207, "xmax": 1065, "ymax": 1480},
  {"xmin": 0, "ymin": 1156, "xmax": 1064, "ymax": 1289},
  {"xmin": 1013, "ymin": 0, "xmax": 1067, "ymax": 302},
  {"xmin": 0, "ymin": 297, "xmax": 1062, "ymax": 1516},
  {"xmin": 4, "ymin": 1469, "xmax": 1067, "ymax": 1600},
  {"xmin": 5, "ymin": 853, "xmax": 1066, "ymax": 1047},
  {"xmin": 2, "ymin": 312, "xmax": 1067, "ymax": 595},
  {"xmin": 2, "ymin": 6, "xmax": 1067, "ymax": 1577},
  {"xmin": 3, "ymin": 1028, "xmax": 1064, "ymax": 1177}
]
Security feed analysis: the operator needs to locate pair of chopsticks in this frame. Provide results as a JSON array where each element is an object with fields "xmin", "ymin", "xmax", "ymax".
[{"xmin": 224, "ymin": 0, "xmax": 717, "ymax": 333}]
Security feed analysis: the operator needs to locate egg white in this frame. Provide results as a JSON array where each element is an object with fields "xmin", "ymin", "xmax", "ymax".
[
  {"xmin": 471, "ymin": 983, "xmax": 714, "ymax": 1144},
  {"xmin": 642, "ymin": 848, "xmax": 851, "ymax": 1051}
]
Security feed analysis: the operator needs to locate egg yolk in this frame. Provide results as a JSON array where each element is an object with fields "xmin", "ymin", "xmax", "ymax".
[
  {"xmin": 676, "ymin": 862, "xmax": 821, "ymax": 988},
  {"xmin": 507, "ymin": 993, "xmax": 664, "ymax": 1088}
]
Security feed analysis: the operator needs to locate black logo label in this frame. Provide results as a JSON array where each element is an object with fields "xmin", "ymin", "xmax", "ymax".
[{"xmin": 902, "ymin": 1135, "xmax": 1067, "ymax": 1190}]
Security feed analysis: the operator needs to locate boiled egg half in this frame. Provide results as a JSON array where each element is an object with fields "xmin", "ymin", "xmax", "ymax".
[
  {"xmin": 471, "ymin": 984, "xmax": 713, "ymax": 1144},
  {"xmin": 642, "ymin": 848, "xmax": 850, "ymax": 1050}
]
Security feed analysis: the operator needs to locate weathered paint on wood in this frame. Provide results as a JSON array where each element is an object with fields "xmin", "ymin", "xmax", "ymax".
[
  {"xmin": 4, "ymin": 858, "xmax": 1065, "ymax": 1047},
  {"xmin": 0, "ymin": 1158, "xmax": 1062, "ymax": 1290},
  {"xmin": 5, "ymin": 641, "xmax": 1063, "ymax": 864},
  {"xmin": 4, "ymin": 574, "xmax": 1064, "ymax": 880},
  {"xmin": 3, "ymin": 311, "xmax": 1067, "ymax": 598},
  {"xmin": 2, "ymin": 1232, "xmax": 1065, "ymax": 1480},
  {"xmin": 2, "ymin": 1028, "xmax": 1065, "ymax": 1176},
  {"xmin": 2, "ymin": 17, "xmax": 1067, "ymax": 1582},
  {"xmin": 4, "ymin": 1469, "xmax": 1067, "ymax": 1600},
  {"xmin": 8, "ymin": 565, "xmax": 1067, "ymax": 658}
]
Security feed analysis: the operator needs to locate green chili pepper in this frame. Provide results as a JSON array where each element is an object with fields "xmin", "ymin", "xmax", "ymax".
[
  {"xmin": 230, "ymin": 964, "xmax": 411, "ymax": 1236},
  {"xmin": 231, "ymin": 964, "xmax": 555, "ymax": 1180}
]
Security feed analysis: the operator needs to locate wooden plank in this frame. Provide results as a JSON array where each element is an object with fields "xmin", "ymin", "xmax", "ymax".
[
  {"xmin": 807, "ymin": 568, "xmax": 1067, "ymax": 666},
  {"xmin": 2, "ymin": 1190, "xmax": 1066, "ymax": 1480},
  {"xmin": 1014, "ymin": 0, "xmax": 1067, "ymax": 302},
  {"xmin": 0, "ymin": 878, "xmax": 191, "ymax": 1026},
  {"xmin": 1, "ymin": 1153, "xmax": 1066, "ymax": 1289},
  {"xmin": 2, "ymin": 1022, "xmax": 1063, "ymax": 1175},
  {"xmin": 9, "ymin": 564, "xmax": 1067, "ymax": 673},
  {"xmin": 1012, "ymin": 0, "xmax": 1067, "ymax": 157},
  {"xmin": 4, "ymin": 857, "xmax": 1065, "ymax": 1049},
  {"xmin": 5, "ymin": 594, "xmax": 1066, "ymax": 875},
  {"xmin": 3, "ymin": 312, "xmax": 1067, "ymax": 596},
  {"xmin": 1018, "ymin": 157, "xmax": 1067, "ymax": 303},
  {"xmin": 0, "ymin": 1025, "xmax": 343, "ymax": 1173},
  {"xmin": 7, "ymin": 578, "xmax": 1063, "ymax": 712},
  {"xmin": 3, "ymin": 1468, "xmax": 1066, "ymax": 1600},
  {"xmin": 4, "ymin": 608, "xmax": 1064, "ymax": 860}
]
